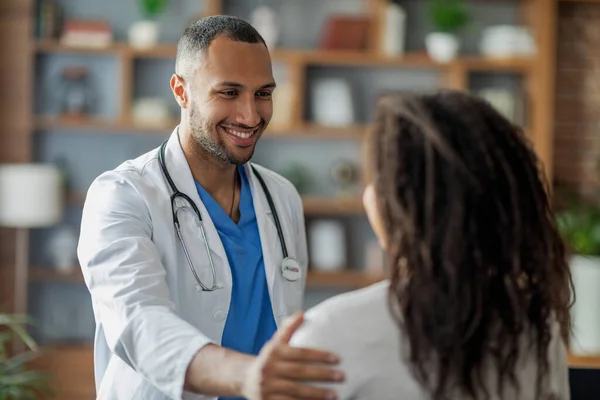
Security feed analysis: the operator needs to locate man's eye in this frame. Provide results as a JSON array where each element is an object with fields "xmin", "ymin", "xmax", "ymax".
[
  {"xmin": 257, "ymin": 91, "xmax": 272, "ymax": 98},
  {"xmin": 222, "ymin": 91, "xmax": 237, "ymax": 96}
]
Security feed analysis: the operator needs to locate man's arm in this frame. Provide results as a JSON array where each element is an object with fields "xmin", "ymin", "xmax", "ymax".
[
  {"xmin": 185, "ymin": 312, "xmax": 345, "ymax": 399},
  {"xmin": 78, "ymin": 172, "xmax": 214, "ymax": 399}
]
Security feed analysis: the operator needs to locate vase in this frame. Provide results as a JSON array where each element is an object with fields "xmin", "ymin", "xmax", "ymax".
[
  {"xmin": 425, "ymin": 32, "xmax": 460, "ymax": 63},
  {"xmin": 569, "ymin": 254, "xmax": 600, "ymax": 355},
  {"xmin": 128, "ymin": 20, "xmax": 160, "ymax": 49},
  {"xmin": 46, "ymin": 226, "xmax": 78, "ymax": 273},
  {"xmin": 309, "ymin": 220, "xmax": 346, "ymax": 271},
  {"xmin": 381, "ymin": 2, "xmax": 406, "ymax": 56}
]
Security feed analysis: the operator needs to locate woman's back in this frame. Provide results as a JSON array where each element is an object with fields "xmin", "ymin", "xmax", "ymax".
[
  {"xmin": 290, "ymin": 90, "xmax": 573, "ymax": 400},
  {"xmin": 291, "ymin": 280, "xmax": 570, "ymax": 400}
]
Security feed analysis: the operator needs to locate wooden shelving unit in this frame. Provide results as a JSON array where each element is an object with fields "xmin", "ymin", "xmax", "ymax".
[
  {"xmin": 34, "ymin": 39, "xmax": 535, "ymax": 71},
  {"xmin": 34, "ymin": 115, "xmax": 368, "ymax": 140},
  {"xmin": 28, "ymin": 344, "xmax": 96, "ymax": 399},
  {"xmin": 1, "ymin": 0, "xmax": 574, "ymax": 398},
  {"xmin": 28, "ymin": 266, "xmax": 380, "ymax": 289},
  {"xmin": 67, "ymin": 191, "xmax": 364, "ymax": 215},
  {"xmin": 27, "ymin": 266, "xmax": 600, "ymax": 369},
  {"xmin": 568, "ymin": 353, "xmax": 600, "ymax": 369}
]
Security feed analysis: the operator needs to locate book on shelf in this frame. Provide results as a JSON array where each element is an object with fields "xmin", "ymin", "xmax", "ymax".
[{"xmin": 59, "ymin": 19, "xmax": 113, "ymax": 49}]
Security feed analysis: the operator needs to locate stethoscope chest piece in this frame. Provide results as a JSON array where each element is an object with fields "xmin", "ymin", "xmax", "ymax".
[{"xmin": 281, "ymin": 257, "xmax": 302, "ymax": 282}]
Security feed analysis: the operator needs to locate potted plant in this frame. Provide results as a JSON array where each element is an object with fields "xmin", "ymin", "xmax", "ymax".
[
  {"xmin": 128, "ymin": 0, "xmax": 168, "ymax": 49},
  {"xmin": 0, "ymin": 312, "xmax": 52, "ymax": 399},
  {"xmin": 425, "ymin": 0, "xmax": 470, "ymax": 63},
  {"xmin": 555, "ymin": 185, "xmax": 600, "ymax": 356}
]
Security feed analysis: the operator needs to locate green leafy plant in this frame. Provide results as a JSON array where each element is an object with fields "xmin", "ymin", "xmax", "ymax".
[
  {"xmin": 139, "ymin": 0, "xmax": 168, "ymax": 18},
  {"xmin": 0, "ymin": 313, "xmax": 52, "ymax": 400},
  {"xmin": 554, "ymin": 157, "xmax": 600, "ymax": 256},
  {"xmin": 555, "ymin": 188, "xmax": 600, "ymax": 256},
  {"xmin": 428, "ymin": 0, "xmax": 470, "ymax": 33},
  {"xmin": 277, "ymin": 164, "xmax": 314, "ymax": 195},
  {"xmin": 556, "ymin": 206, "xmax": 600, "ymax": 256}
]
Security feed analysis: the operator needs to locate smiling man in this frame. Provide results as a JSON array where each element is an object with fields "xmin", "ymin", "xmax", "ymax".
[{"xmin": 78, "ymin": 15, "xmax": 344, "ymax": 400}]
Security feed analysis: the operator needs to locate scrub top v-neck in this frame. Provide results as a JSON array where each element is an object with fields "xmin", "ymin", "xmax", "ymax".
[{"xmin": 194, "ymin": 165, "xmax": 277, "ymax": 362}]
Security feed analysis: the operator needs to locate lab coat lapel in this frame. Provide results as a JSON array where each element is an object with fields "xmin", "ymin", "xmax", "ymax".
[
  {"xmin": 163, "ymin": 128, "xmax": 228, "ymax": 266},
  {"xmin": 245, "ymin": 163, "xmax": 279, "ymax": 295}
]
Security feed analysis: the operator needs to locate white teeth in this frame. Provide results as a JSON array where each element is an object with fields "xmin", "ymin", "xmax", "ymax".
[{"xmin": 224, "ymin": 127, "xmax": 255, "ymax": 139}]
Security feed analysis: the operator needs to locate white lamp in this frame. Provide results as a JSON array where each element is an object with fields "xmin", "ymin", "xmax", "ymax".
[{"xmin": 0, "ymin": 164, "xmax": 64, "ymax": 341}]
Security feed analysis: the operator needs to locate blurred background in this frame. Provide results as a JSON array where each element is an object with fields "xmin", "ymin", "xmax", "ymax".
[{"xmin": 1, "ymin": 0, "xmax": 600, "ymax": 398}]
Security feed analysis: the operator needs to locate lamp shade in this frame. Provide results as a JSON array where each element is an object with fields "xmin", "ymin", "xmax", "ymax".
[{"xmin": 0, "ymin": 164, "xmax": 64, "ymax": 228}]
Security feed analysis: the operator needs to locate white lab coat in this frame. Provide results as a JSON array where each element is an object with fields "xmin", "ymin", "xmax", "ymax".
[{"xmin": 77, "ymin": 127, "xmax": 309, "ymax": 400}]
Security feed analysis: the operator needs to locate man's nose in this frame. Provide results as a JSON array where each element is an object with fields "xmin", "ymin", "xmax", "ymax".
[{"xmin": 236, "ymin": 96, "xmax": 261, "ymax": 128}]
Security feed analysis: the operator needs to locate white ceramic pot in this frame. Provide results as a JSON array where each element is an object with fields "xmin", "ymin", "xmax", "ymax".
[
  {"xmin": 309, "ymin": 220, "xmax": 346, "ymax": 271},
  {"xmin": 425, "ymin": 32, "xmax": 460, "ymax": 63},
  {"xmin": 128, "ymin": 20, "xmax": 160, "ymax": 49},
  {"xmin": 569, "ymin": 254, "xmax": 600, "ymax": 355},
  {"xmin": 46, "ymin": 226, "xmax": 79, "ymax": 273}
]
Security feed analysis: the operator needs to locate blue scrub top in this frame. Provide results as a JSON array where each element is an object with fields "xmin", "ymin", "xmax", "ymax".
[{"xmin": 195, "ymin": 166, "xmax": 277, "ymax": 400}]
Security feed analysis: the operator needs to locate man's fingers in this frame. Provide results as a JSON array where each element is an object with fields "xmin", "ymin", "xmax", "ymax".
[
  {"xmin": 274, "ymin": 361, "xmax": 345, "ymax": 382},
  {"xmin": 276, "ymin": 345, "xmax": 340, "ymax": 364},
  {"xmin": 273, "ymin": 311, "xmax": 304, "ymax": 344},
  {"xmin": 267, "ymin": 379, "xmax": 338, "ymax": 400}
]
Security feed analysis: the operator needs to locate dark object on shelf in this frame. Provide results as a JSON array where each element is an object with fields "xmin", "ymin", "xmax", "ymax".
[
  {"xmin": 36, "ymin": 0, "xmax": 63, "ymax": 39},
  {"xmin": 57, "ymin": 66, "xmax": 96, "ymax": 119},
  {"xmin": 320, "ymin": 15, "xmax": 371, "ymax": 51}
]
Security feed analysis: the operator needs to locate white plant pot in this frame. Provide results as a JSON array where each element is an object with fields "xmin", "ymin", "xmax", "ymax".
[
  {"xmin": 128, "ymin": 20, "xmax": 160, "ymax": 49},
  {"xmin": 425, "ymin": 32, "xmax": 460, "ymax": 63},
  {"xmin": 569, "ymin": 254, "xmax": 600, "ymax": 355},
  {"xmin": 309, "ymin": 220, "xmax": 346, "ymax": 271}
]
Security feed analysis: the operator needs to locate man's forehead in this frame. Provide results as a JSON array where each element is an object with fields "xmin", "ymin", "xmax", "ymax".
[
  {"xmin": 204, "ymin": 37, "xmax": 270, "ymax": 67},
  {"xmin": 196, "ymin": 38, "xmax": 274, "ymax": 87}
]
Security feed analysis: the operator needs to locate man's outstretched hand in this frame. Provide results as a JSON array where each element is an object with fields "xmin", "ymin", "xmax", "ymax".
[{"xmin": 241, "ymin": 312, "xmax": 344, "ymax": 400}]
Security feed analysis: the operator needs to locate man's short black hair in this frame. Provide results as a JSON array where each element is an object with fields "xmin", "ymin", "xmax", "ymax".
[{"xmin": 176, "ymin": 15, "xmax": 266, "ymax": 78}]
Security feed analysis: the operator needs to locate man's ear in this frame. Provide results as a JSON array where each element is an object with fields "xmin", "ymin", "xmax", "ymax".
[{"xmin": 170, "ymin": 74, "xmax": 188, "ymax": 108}]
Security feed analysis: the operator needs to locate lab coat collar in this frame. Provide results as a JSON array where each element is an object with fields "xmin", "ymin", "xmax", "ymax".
[
  {"xmin": 162, "ymin": 127, "xmax": 228, "ymax": 264},
  {"xmin": 244, "ymin": 162, "xmax": 279, "ymax": 295}
]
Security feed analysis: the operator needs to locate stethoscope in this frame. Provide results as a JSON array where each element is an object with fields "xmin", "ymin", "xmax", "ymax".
[{"xmin": 158, "ymin": 139, "xmax": 302, "ymax": 292}]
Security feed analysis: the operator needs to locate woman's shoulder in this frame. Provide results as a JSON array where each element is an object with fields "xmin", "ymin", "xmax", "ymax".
[
  {"xmin": 306, "ymin": 280, "xmax": 390, "ymax": 322},
  {"xmin": 290, "ymin": 280, "xmax": 393, "ymax": 348}
]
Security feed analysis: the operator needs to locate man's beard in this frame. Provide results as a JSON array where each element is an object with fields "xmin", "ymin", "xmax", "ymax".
[{"xmin": 189, "ymin": 103, "xmax": 255, "ymax": 165}]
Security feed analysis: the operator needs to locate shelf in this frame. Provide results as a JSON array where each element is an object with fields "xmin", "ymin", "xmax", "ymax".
[
  {"xmin": 302, "ymin": 196, "xmax": 364, "ymax": 214},
  {"xmin": 28, "ymin": 344, "xmax": 95, "ymax": 400},
  {"xmin": 66, "ymin": 190, "xmax": 364, "ymax": 214},
  {"xmin": 35, "ymin": 116, "xmax": 176, "ymax": 134},
  {"xmin": 26, "ymin": 322, "xmax": 600, "ymax": 372},
  {"xmin": 29, "ymin": 267, "xmax": 84, "ymax": 283},
  {"xmin": 306, "ymin": 270, "xmax": 384, "ymax": 288},
  {"xmin": 33, "ymin": 39, "xmax": 129, "ymax": 55},
  {"xmin": 29, "ymin": 266, "xmax": 381, "ymax": 289},
  {"xmin": 568, "ymin": 353, "xmax": 600, "ymax": 369},
  {"xmin": 295, "ymin": 123, "xmax": 367, "ymax": 140},
  {"xmin": 35, "ymin": 116, "xmax": 366, "ymax": 140},
  {"xmin": 287, "ymin": 49, "xmax": 439, "ymax": 68},
  {"xmin": 457, "ymin": 55, "xmax": 534, "ymax": 73},
  {"xmin": 25, "ymin": 305, "xmax": 600, "ymax": 375},
  {"xmin": 32, "ymin": 40, "xmax": 535, "ymax": 73}
]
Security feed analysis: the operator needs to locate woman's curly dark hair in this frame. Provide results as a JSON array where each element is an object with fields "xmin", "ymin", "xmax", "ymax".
[{"xmin": 365, "ymin": 90, "xmax": 573, "ymax": 400}]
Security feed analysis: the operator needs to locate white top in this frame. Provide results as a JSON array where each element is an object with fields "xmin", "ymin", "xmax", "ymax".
[{"xmin": 290, "ymin": 280, "xmax": 570, "ymax": 400}]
